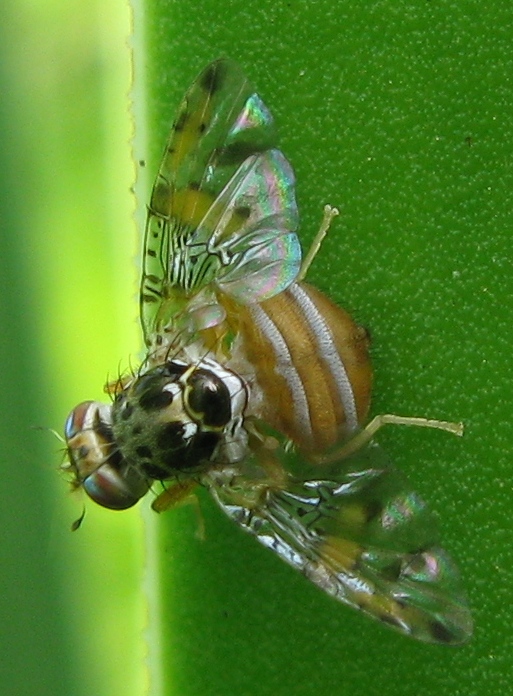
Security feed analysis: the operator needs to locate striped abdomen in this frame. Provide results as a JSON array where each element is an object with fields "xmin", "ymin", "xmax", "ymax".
[{"xmin": 235, "ymin": 281, "xmax": 372, "ymax": 453}]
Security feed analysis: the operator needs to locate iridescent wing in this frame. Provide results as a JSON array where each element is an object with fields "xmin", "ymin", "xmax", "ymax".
[
  {"xmin": 206, "ymin": 442, "xmax": 472, "ymax": 644},
  {"xmin": 140, "ymin": 59, "xmax": 301, "ymax": 345}
]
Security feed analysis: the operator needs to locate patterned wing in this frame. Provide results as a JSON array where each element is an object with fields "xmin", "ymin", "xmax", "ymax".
[
  {"xmin": 206, "ymin": 442, "xmax": 472, "ymax": 644},
  {"xmin": 140, "ymin": 59, "xmax": 300, "ymax": 345}
]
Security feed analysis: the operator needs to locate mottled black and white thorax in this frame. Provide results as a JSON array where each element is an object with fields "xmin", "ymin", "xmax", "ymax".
[
  {"xmin": 64, "ymin": 354, "xmax": 249, "ymax": 511},
  {"xmin": 112, "ymin": 357, "xmax": 249, "ymax": 480}
]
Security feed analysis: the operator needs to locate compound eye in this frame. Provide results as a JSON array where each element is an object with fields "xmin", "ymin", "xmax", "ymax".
[
  {"xmin": 64, "ymin": 400, "xmax": 150, "ymax": 510},
  {"xmin": 65, "ymin": 401, "xmax": 95, "ymax": 440},
  {"xmin": 187, "ymin": 369, "xmax": 231, "ymax": 427},
  {"xmin": 82, "ymin": 463, "xmax": 150, "ymax": 510}
]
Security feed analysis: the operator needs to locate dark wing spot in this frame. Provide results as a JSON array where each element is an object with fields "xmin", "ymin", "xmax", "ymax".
[
  {"xmin": 235, "ymin": 205, "xmax": 251, "ymax": 219},
  {"xmin": 198, "ymin": 122, "xmax": 207, "ymax": 133},
  {"xmin": 173, "ymin": 110, "xmax": 188, "ymax": 132},
  {"xmin": 429, "ymin": 620, "xmax": 456, "ymax": 644},
  {"xmin": 151, "ymin": 181, "xmax": 172, "ymax": 214},
  {"xmin": 379, "ymin": 560, "xmax": 403, "ymax": 583},
  {"xmin": 199, "ymin": 61, "xmax": 227, "ymax": 95},
  {"xmin": 218, "ymin": 141, "xmax": 264, "ymax": 166},
  {"xmin": 363, "ymin": 499, "xmax": 383, "ymax": 522}
]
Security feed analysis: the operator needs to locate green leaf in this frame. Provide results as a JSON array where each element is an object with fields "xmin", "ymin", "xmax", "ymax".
[{"xmin": 138, "ymin": 2, "xmax": 513, "ymax": 695}]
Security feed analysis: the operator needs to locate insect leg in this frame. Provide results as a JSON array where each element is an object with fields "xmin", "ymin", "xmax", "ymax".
[
  {"xmin": 151, "ymin": 479, "xmax": 199, "ymax": 513},
  {"xmin": 298, "ymin": 205, "xmax": 339, "ymax": 281},
  {"xmin": 315, "ymin": 414, "xmax": 464, "ymax": 464}
]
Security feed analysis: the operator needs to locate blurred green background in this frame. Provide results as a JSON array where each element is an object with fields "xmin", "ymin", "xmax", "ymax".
[
  {"xmin": 1, "ymin": 1, "xmax": 145, "ymax": 695},
  {"xmin": 2, "ymin": 0, "xmax": 513, "ymax": 695}
]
